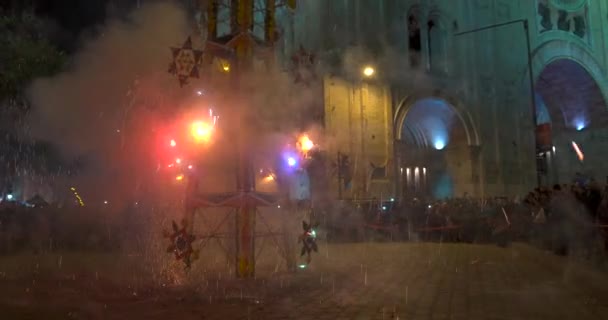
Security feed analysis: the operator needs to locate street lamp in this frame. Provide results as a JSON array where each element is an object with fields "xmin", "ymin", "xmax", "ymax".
[
  {"xmin": 362, "ymin": 65, "xmax": 375, "ymax": 77},
  {"xmin": 454, "ymin": 19, "xmax": 541, "ymax": 188}
]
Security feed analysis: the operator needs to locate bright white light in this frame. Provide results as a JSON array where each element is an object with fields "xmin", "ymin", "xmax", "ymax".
[
  {"xmin": 363, "ymin": 66, "xmax": 375, "ymax": 77},
  {"xmin": 434, "ymin": 140, "xmax": 445, "ymax": 150},
  {"xmin": 6, "ymin": 194, "xmax": 13, "ymax": 200},
  {"xmin": 188, "ymin": 165, "xmax": 193, "ymax": 169},
  {"xmin": 390, "ymin": 198, "xmax": 395, "ymax": 202},
  {"xmin": 574, "ymin": 118, "xmax": 587, "ymax": 131},
  {"xmin": 170, "ymin": 139, "xmax": 176, "ymax": 147},
  {"xmin": 277, "ymin": 205, "xmax": 281, "ymax": 209},
  {"xmin": 287, "ymin": 157, "xmax": 297, "ymax": 167},
  {"xmin": 552, "ymin": 146, "xmax": 556, "ymax": 153},
  {"xmin": 176, "ymin": 158, "xmax": 182, "ymax": 164},
  {"xmin": 104, "ymin": 200, "xmax": 108, "ymax": 204},
  {"xmin": 196, "ymin": 90, "xmax": 203, "ymax": 96},
  {"xmin": 382, "ymin": 206, "xmax": 387, "ymax": 210}
]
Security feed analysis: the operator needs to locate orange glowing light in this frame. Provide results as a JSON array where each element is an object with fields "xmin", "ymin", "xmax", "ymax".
[
  {"xmin": 264, "ymin": 174, "xmax": 275, "ymax": 182},
  {"xmin": 298, "ymin": 134, "xmax": 314, "ymax": 153},
  {"xmin": 571, "ymin": 141, "xmax": 584, "ymax": 161},
  {"xmin": 191, "ymin": 121, "xmax": 213, "ymax": 143},
  {"xmin": 175, "ymin": 174, "xmax": 184, "ymax": 181}
]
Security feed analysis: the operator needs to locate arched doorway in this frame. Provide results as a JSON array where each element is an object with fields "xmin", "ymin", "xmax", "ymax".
[
  {"xmin": 535, "ymin": 59, "xmax": 608, "ymax": 185},
  {"xmin": 396, "ymin": 97, "xmax": 479, "ymax": 199}
]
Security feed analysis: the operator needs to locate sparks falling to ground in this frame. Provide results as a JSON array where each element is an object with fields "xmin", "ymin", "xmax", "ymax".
[{"xmin": 572, "ymin": 141, "xmax": 584, "ymax": 161}]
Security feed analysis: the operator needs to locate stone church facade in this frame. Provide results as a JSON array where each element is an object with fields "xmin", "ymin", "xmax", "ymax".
[{"xmin": 286, "ymin": 0, "xmax": 608, "ymax": 200}]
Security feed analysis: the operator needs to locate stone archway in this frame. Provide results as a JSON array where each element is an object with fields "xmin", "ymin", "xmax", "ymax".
[
  {"xmin": 394, "ymin": 96, "xmax": 480, "ymax": 199},
  {"xmin": 535, "ymin": 58, "xmax": 608, "ymax": 185}
]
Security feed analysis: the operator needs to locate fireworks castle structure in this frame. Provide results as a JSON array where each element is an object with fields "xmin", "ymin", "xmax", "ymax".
[{"xmin": 165, "ymin": 0, "xmax": 318, "ymax": 277}]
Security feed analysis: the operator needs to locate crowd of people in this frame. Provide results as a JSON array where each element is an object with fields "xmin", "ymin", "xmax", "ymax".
[{"xmin": 360, "ymin": 181, "xmax": 608, "ymax": 261}]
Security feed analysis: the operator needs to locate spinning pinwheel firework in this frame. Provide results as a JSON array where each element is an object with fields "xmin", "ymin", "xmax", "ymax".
[
  {"xmin": 299, "ymin": 220, "xmax": 319, "ymax": 265},
  {"xmin": 168, "ymin": 37, "xmax": 203, "ymax": 87},
  {"xmin": 163, "ymin": 219, "xmax": 199, "ymax": 269}
]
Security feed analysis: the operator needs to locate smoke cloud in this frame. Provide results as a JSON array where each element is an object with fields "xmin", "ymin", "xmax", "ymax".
[
  {"xmin": 27, "ymin": 2, "xmax": 190, "ymax": 157},
  {"xmin": 23, "ymin": 0, "xmax": 451, "ymax": 207}
]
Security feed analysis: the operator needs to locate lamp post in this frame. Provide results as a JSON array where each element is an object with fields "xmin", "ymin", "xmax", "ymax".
[{"xmin": 454, "ymin": 19, "xmax": 541, "ymax": 188}]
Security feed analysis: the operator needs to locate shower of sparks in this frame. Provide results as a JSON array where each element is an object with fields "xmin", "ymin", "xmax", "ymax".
[
  {"xmin": 297, "ymin": 134, "xmax": 314, "ymax": 153},
  {"xmin": 70, "ymin": 187, "xmax": 85, "ymax": 206},
  {"xmin": 571, "ymin": 141, "xmax": 584, "ymax": 162}
]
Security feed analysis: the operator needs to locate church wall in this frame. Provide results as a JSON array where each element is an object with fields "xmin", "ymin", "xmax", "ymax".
[
  {"xmin": 289, "ymin": 0, "xmax": 608, "ymax": 197},
  {"xmin": 323, "ymin": 76, "xmax": 394, "ymax": 200}
]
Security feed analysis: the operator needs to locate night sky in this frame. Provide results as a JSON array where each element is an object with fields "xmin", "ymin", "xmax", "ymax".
[{"xmin": 1, "ymin": 0, "xmax": 139, "ymax": 51}]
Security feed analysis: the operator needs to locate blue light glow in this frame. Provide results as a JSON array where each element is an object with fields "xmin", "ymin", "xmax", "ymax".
[
  {"xmin": 282, "ymin": 151, "xmax": 300, "ymax": 170},
  {"xmin": 575, "ymin": 120, "xmax": 586, "ymax": 131},
  {"xmin": 434, "ymin": 140, "xmax": 445, "ymax": 150},
  {"xmin": 402, "ymin": 98, "xmax": 455, "ymax": 149}
]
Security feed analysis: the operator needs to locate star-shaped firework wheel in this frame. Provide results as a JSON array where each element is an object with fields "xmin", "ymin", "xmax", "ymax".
[
  {"xmin": 299, "ymin": 220, "xmax": 319, "ymax": 264},
  {"xmin": 163, "ymin": 219, "xmax": 199, "ymax": 269},
  {"xmin": 168, "ymin": 36, "xmax": 204, "ymax": 87}
]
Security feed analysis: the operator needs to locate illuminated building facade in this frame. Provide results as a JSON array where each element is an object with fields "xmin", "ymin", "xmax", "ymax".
[{"xmin": 287, "ymin": 0, "xmax": 608, "ymax": 199}]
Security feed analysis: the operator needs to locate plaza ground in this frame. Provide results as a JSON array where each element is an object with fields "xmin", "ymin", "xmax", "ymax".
[{"xmin": 1, "ymin": 242, "xmax": 607, "ymax": 319}]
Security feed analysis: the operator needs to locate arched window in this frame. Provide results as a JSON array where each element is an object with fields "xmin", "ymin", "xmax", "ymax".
[
  {"xmin": 408, "ymin": 14, "xmax": 421, "ymax": 67},
  {"xmin": 427, "ymin": 17, "xmax": 446, "ymax": 73}
]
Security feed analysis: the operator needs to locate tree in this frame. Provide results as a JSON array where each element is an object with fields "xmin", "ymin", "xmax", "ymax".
[
  {"xmin": 0, "ymin": 9, "xmax": 65, "ymax": 110},
  {"xmin": 0, "ymin": 9, "xmax": 67, "ymax": 192}
]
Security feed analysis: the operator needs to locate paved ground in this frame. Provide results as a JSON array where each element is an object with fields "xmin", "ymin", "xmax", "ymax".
[{"xmin": 1, "ymin": 242, "xmax": 608, "ymax": 319}]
